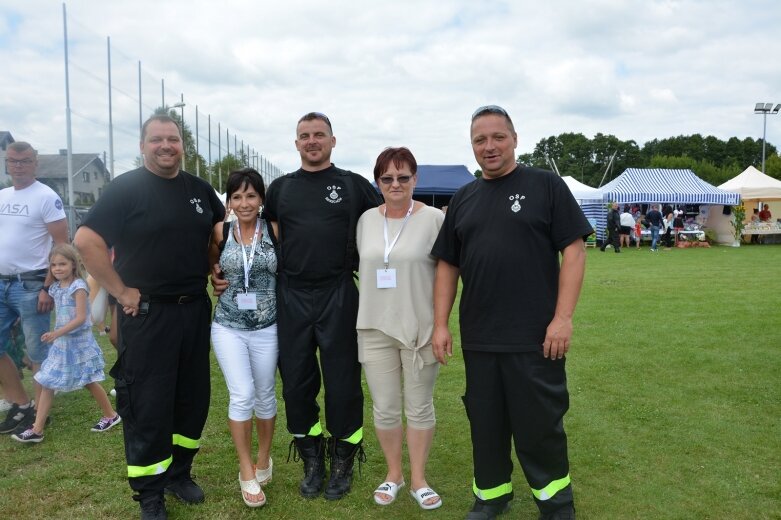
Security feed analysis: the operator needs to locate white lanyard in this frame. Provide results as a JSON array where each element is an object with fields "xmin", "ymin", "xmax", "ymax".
[
  {"xmin": 234, "ymin": 218, "xmax": 261, "ymax": 292},
  {"xmin": 382, "ymin": 200, "xmax": 414, "ymax": 269}
]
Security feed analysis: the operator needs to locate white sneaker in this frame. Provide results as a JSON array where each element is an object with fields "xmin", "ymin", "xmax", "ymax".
[{"xmin": 0, "ymin": 399, "xmax": 11, "ymax": 412}]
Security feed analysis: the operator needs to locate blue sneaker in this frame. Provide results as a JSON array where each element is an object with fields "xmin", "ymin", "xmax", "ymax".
[
  {"xmin": 11, "ymin": 428, "xmax": 44, "ymax": 443},
  {"xmin": 91, "ymin": 414, "xmax": 122, "ymax": 432}
]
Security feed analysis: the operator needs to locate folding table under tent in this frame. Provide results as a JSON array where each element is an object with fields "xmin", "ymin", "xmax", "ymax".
[{"xmin": 594, "ymin": 168, "xmax": 740, "ymax": 242}]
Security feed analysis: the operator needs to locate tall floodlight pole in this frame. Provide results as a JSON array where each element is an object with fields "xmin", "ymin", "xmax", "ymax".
[
  {"xmin": 106, "ymin": 36, "xmax": 115, "ymax": 179},
  {"xmin": 195, "ymin": 105, "xmax": 200, "ymax": 178},
  {"xmin": 62, "ymin": 3, "xmax": 75, "ymax": 235},
  {"xmin": 179, "ymin": 94, "xmax": 185, "ymax": 170},
  {"xmin": 754, "ymin": 102, "xmax": 781, "ymax": 175},
  {"xmin": 208, "ymin": 114, "xmax": 212, "ymax": 187},
  {"xmin": 161, "ymin": 79, "xmax": 165, "ymax": 108},
  {"xmin": 138, "ymin": 61, "xmax": 142, "ymax": 135},
  {"xmin": 218, "ymin": 122, "xmax": 222, "ymax": 190}
]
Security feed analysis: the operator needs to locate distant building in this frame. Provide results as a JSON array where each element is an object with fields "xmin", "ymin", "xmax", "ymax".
[
  {"xmin": 2, "ymin": 147, "xmax": 110, "ymax": 206},
  {"xmin": 0, "ymin": 131, "xmax": 15, "ymax": 181}
]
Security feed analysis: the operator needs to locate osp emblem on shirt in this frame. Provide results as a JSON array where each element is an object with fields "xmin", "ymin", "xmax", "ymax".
[
  {"xmin": 190, "ymin": 198, "xmax": 204, "ymax": 214},
  {"xmin": 325, "ymin": 185, "xmax": 343, "ymax": 204},
  {"xmin": 509, "ymin": 194, "xmax": 525, "ymax": 213}
]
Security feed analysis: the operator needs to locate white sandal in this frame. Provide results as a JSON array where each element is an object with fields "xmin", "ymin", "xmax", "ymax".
[
  {"xmin": 239, "ymin": 474, "xmax": 266, "ymax": 508},
  {"xmin": 410, "ymin": 486, "xmax": 442, "ymax": 510},
  {"xmin": 255, "ymin": 457, "xmax": 273, "ymax": 485},
  {"xmin": 374, "ymin": 480, "xmax": 405, "ymax": 505}
]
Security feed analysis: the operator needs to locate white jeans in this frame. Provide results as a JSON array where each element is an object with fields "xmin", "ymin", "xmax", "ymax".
[{"xmin": 211, "ymin": 322, "xmax": 279, "ymax": 421}]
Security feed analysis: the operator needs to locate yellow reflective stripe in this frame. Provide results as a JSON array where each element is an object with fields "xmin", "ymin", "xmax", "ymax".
[
  {"xmin": 127, "ymin": 456, "xmax": 172, "ymax": 478},
  {"xmin": 341, "ymin": 427, "xmax": 363, "ymax": 444},
  {"xmin": 307, "ymin": 422, "xmax": 323, "ymax": 437},
  {"xmin": 531, "ymin": 474, "xmax": 571, "ymax": 501},
  {"xmin": 172, "ymin": 433, "xmax": 200, "ymax": 449},
  {"xmin": 472, "ymin": 479, "xmax": 512, "ymax": 501}
]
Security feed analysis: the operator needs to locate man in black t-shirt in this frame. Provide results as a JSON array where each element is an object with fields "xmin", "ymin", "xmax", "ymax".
[
  {"xmin": 261, "ymin": 113, "xmax": 381, "ymax": 501},
  {"xmin": 600, "ymin": 202, "xmax": 621, "ymax": 253},
  {"xmin": 431, "ymin": 106, "xmax": 591, "ymax": 520},
  {"xmin": 74, "ymin": 115, "xmax": 224, "ymax": 520}
]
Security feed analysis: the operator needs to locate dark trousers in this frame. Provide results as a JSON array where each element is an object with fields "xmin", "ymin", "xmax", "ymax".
[
  {"xmin": 276, "ymin": 273, "xmax": 363, "ymax": 439},
  {"xmin": 112, "ymin": 298, "xmax": 212, "ymax": 499},
  {"xmin": 601, "ymin": 228, "xmax": 620, "ymax": 251},
  {"xmin": 462, "ymin": 350, "xmax": 574, "ymax": 515}
]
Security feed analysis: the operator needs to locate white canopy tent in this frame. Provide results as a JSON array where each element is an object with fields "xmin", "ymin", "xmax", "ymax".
[{"xmin": 718, "ymin": 166, "xmax": 781, "ymax": 200}]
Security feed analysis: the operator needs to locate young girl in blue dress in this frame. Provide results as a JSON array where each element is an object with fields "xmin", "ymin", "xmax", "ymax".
[{"xmin": 12, "ymin": 244, "xmax": 120, "ymax": 443}]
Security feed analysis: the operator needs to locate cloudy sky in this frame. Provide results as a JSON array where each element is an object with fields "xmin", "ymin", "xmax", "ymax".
[{"xmin": 2, "ymin": 1, "xmax": 780, "ymax": 181}]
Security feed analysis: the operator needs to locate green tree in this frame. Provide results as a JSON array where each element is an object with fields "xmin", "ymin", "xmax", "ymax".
[{"xmin": 209, "ymin": 153, "xmax": 246, "ymax": 191}]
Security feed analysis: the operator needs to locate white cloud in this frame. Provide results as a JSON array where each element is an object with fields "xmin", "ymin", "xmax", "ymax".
[{"xmin": 2, "ymin": 0, "xmax": 781, "ymax": 180}]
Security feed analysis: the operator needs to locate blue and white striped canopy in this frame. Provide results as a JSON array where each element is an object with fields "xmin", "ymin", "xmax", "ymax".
[{"xmin": 600, "ymin": 168, "xmax": 740, "ymax": 205}]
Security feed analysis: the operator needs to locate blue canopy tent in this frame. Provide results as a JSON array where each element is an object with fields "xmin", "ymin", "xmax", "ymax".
[
  {"xmin": 594, "ymin": 168, "xmax": 741, "ymax": 241},
  {"xmin": 412, "ymin": 165, "xmax": 476, "ymax": 208},
  {"xmin": 372, "ymin": 164, "xmax": 475, "ymax": 208}
]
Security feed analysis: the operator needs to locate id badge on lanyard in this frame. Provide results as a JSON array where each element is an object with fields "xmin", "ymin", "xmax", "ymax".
[
  {"xmin": 235, "ymin": 219, "xmax": 261, "ymax": 309},
  {"xmin": 376, "ymin": 200, "xmax": 413, "ymax": 289}
]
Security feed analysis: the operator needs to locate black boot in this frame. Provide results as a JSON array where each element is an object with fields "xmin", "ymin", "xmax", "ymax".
[
  {"xmin": 289, "ymin": 435, "xmax": 326, "ymax": 498},
  {"xmin": 324, "ymin": 438, "xmax": 365, "ymax": 500}
]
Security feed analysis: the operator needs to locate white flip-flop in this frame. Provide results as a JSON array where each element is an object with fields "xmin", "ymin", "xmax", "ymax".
[
  {"xmin": 410, "ymin": 486, "xmax": 442, "ymax": 510},
  {"xmin": 239, "ymin": 474, "xmax": 266, "ymax": 508},
  {"xmin": 255, "ymin": 457, "xmax": 273, "ymax": 485},
  {"xmin": 373, "ymin": 480, "xmax": 405, "ymax": 505}
]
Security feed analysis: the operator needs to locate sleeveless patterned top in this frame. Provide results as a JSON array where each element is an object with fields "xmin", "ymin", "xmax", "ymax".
[{"xmin": 213, "ymin": 219, "xmax": 277, "ymax": 330}]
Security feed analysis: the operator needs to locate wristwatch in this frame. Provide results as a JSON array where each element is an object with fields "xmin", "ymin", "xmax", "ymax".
[{"xmin": 41, "ymin": 285, "xmax": 51, "ymax": 292}]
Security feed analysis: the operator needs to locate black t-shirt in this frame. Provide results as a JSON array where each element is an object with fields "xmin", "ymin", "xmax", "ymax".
[
  {"xmin": 431, "ymin": 166, "xmax": 593, "ymax": 352},
  {"xmin": 81, "ymin": 167, "xmax": 225, "ymax": 295},
  {"xmin": 646, "ymin": 209, "xmax": 663, "ymax": 227},
  {"xmin": 262, "ymin": 165, "xmax": 381, "ymax": 281}
]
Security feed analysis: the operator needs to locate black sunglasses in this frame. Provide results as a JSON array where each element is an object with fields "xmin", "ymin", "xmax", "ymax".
[
  {"xmin": 378, "ymin": 175, "xmax": 413, "ymax": 185},
  {"xmin": 471, "ymin": 105, "xmax": 510, "ymax": 120}
]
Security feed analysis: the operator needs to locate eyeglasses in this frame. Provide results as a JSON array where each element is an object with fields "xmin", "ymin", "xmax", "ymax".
[
  {"xmin": 5, "ymin": 158, "xmax": 35, "ymax": 166},
  {"xmin": 378, "ymin": 175, "xmax": 413, "ymax": 185},
  {"xmin": 471, "ymin": 105, "xmax": 510, "ymax": 120}
]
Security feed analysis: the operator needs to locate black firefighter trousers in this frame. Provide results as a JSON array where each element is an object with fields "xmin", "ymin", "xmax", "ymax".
[
  {"xmin": 276, "ymin": 272, "xmax": 363, "ymax": 440},
  {"xmin": 462, "ymin": 350, "xmax": 574, "ymax": 515},
  {"xmin": 112, "ymin": 297, "xmax": 212, "ymax": 500}
]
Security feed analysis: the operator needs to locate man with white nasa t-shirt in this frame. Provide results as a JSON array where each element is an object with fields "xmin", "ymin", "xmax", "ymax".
[{"xmin": 0, "ymin": 141, "xmax": 68, "ymax": 435}]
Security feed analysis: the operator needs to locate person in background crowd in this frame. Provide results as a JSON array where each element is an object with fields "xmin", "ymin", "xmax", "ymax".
[
  {"xmin": 74, "ymin": 114, "xmax": 224, "ymax": 520},
  {"xmin": 356, "ymin": 147, "xmax": 445, "ymax": 510},
  {"xmin": 600, "ymin": 202, "xmax": 621, "ymax": 253},
  {"xmin": 750, "ymin": 208, "xmax": 760, "ymax": 244},
  {"xmin": 432, "ymin": 105, "xmax": 591, "ymax": 520},
  {"xmin": 758, "ymin": 204, "xmax": 772, "ymax": 222},
  {"xmin": 634, "ymin": 217, "xmax": 643, "ymax": 249},
  {"xmin": 619, "ymin": 206, "xmax": 634, "ymax": 249},
  {"xmin": 209, "ymin": 168, "xmax": 278, "ymax": 508},
  {"xmin": 646, "ymin": 204, "xmax": 664, "ymax": 252},
  {"xmin": 0, "ymin": 141, "xmax": 68, "ymax": 435},
  {"xmin": 662, "ymin": 208, "xmax": 674, "ymax": 249}
]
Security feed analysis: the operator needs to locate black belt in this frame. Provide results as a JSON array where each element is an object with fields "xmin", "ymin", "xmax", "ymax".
[
  {"xmin": 143, "ymin": 294, "xmax": 206, "ymax": 304},
  {"xmin": 0, "ymin": 269, "xmax": 48, "ymax": 282}
]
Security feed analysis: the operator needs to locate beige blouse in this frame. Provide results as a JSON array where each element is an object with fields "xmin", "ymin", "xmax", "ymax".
[{"xmin": 356, "ymin": 204, "xmax": 445, "ymax": 367}]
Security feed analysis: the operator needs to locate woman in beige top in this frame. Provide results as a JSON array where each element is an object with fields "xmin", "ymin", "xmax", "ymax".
[{"xmin": 356, "ymin": 147, "xmax": 445, "ymax": 510}]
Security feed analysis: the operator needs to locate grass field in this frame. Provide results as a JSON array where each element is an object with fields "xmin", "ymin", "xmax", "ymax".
[{"xmin": 1, "ymin": 244, "xmax": 779, "ymax": 519}]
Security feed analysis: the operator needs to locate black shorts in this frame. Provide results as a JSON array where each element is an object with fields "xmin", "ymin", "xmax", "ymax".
[{"xmin": 620, "ymin": 226, "xmax": 632, "ymax": 235}]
